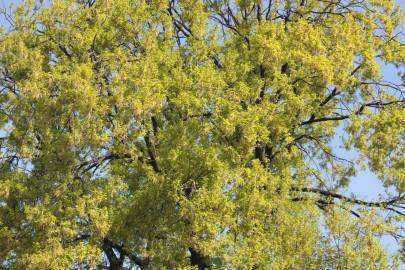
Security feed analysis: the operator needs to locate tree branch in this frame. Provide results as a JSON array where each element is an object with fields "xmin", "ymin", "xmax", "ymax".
[
  {"xmin": 291, "ymin": 186, "xmax": 405, "ymax": 215},
  {"xmin": 105, "ymin": 238, "xmax": 150, "ymax": 269},
  {"xmin": 301, "ymin": 99, "xmax": 405, "ymax": 125},
  {"xmin": 189, "ymin": 247, "xmax": 211, "ymax": 270}
]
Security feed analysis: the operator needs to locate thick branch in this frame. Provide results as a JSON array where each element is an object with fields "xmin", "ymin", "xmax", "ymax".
[
  {"xmin": 144, "ymin": 134, "xmax": 161, "ymax": 173},
  {"xmin": 291, "ymin": 187, "xmax": 404, "ymax": 215},
  {"xmin": 103, "ymin": 238, "xmax": 150, "ymax": 269},
  {"xmin": 301, "ymin": 99, "xmax": 405, "ymax": 125},
  {"xmin": 103, "ymin": 238, "xmax": 125, "ymax": 270},
  {"xmin": 189, "ymin": 247, "xmax": 211, "ymax": 270}
]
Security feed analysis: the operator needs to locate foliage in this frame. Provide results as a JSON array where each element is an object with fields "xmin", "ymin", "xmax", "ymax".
[{"xmin": 0, "ymin": 0, "xmax": 404, "ymax": 269}]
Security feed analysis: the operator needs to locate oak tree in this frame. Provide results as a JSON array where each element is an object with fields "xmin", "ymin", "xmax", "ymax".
[{"xmin": 0, "ymin": 0, "xmax": 404, "ymax": 269}]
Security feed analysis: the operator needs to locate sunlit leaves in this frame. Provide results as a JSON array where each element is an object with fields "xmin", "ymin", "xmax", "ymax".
[{"xmin": 0, "ymin": 0, "xmax": 403, "ymax": 269}]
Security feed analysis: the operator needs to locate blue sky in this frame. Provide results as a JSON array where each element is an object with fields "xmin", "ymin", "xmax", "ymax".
[{"xmin": 0, "ymin": 0, "xmax": 403, "ymax": 255}]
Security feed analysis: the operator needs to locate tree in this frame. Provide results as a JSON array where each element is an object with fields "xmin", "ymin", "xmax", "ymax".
[{"xmin": 0, "ymin": 0, "xmax": 404, "ymax": 269}]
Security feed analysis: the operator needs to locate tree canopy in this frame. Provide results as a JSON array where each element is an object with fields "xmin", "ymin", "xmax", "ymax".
[{"xmin": 0, "ymin": 0, "xmax": 404, "ymax": 269}]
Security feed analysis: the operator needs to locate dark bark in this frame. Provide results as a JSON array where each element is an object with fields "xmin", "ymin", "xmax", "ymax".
[
  {"xmin": 103, "ymin": 238, "xmax": 150, "ymax": 269},
  {"xmin": 189, "ymin": 247, "xmax": 211, "ymax": 270},
  {"xmin": 103, "ymin": 239, "xmax": 124, "ymax": 270}
]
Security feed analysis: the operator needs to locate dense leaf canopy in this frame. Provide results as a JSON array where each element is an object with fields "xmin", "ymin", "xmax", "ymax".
[{"xmin": 0, "ymin": 0, "xmax": 404, "ymax": 269}]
